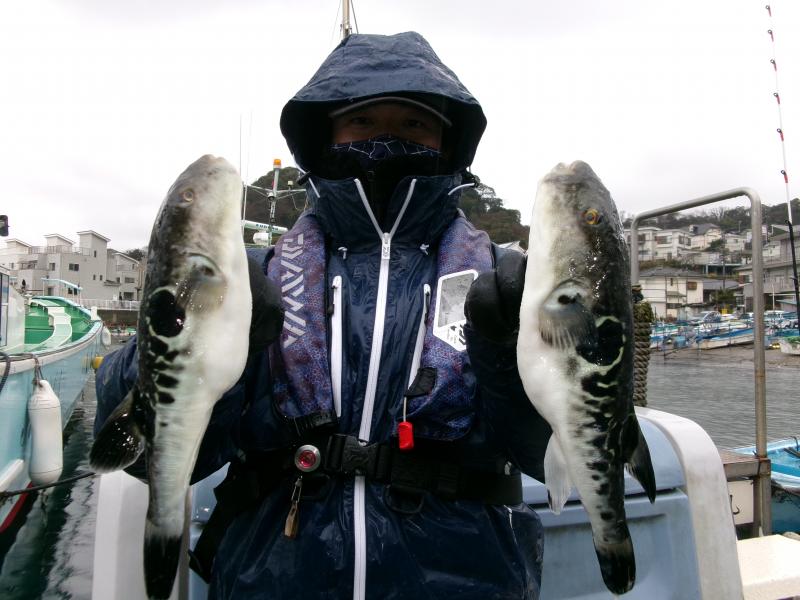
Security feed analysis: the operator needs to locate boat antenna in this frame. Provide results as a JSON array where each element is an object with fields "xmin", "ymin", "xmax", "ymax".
[{"xmin": 765, "ymin": 5, "xmax": 800, "ymax": 317}]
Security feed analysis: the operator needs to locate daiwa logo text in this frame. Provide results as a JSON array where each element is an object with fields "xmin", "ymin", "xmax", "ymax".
[{"xmin": 280, "ymin": 233, "xmax": 305, "ymax": 347}]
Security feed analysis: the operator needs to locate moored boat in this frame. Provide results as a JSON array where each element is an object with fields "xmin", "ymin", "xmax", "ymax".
[
  {"xmin": 696, "ymin": 327, "xmax": 756, "ymax": 349},
  {"xmin": 734, "ymin": 438, "xmax": 800, "ymax": 534},
  {"xmin": 0, "ymin": 266, "xmax": 105, "ymax": 533}
]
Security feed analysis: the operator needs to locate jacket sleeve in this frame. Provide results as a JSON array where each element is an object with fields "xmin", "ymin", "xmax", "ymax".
[{"xmin": 94, "ymin": 338, "xmax": 252, "ymax": 483}]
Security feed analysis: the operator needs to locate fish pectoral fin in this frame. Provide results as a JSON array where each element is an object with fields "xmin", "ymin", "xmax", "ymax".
[
  {"xmin": 89, "ymin": 388, "xmax": 146, "ymax": 472},
  {"xmin": 538, "ymin": 284, "xmax": 598, "ymax": 351},
  {"xmin": 175, "ymin": 254, "xmax": 226, "ymax": 310},
  {"xmin": 623, "ymin": 417, "xmax": 657, "ymax": 503},
  {"xmin": 544, "ymin": 435, "xmax": 573, "ymax": 513}
]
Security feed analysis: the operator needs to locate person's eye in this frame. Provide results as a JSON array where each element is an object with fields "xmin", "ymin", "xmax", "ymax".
[
  {"xmin": 404, "ymin": 119, "xmax": 430, "ymax": 130},
  {"xmin": 348, "ymin": 116, "xmax": 372, "ymax": 126}
]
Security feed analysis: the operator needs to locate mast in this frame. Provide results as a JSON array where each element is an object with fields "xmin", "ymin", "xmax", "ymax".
[{"xmin": 341, "ymin": 0, "xmax": 352, "ymax": 40}]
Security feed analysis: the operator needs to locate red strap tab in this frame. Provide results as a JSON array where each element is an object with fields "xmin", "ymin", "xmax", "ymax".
[{"xmin": 398, "ymin": 421, "xmax": 414, "ymax": 451}]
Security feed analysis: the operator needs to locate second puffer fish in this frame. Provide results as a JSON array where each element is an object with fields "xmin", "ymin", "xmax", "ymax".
[{"xmin": 518, "ymin": 161, "xmax": 656, "ymax": 595}]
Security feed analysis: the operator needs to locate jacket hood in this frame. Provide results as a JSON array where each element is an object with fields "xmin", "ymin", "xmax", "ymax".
[{"xmin": 281, "ymin": 32, "xmax": 487, "ymax": 172}]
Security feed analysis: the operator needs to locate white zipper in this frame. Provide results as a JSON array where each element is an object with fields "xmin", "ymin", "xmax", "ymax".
[
  {"xmin": 357, "ymin": 230, "xmax": 392, "ymax": 441},
  {"xmin": 351, "ymin": 178, "xmax": 416, "ymax": 600},
  {"xmin": 353, "ymin": 478, "xmax": 367, "ymax": 600},
  {"xmin": 331, "ymin": 275, "xmax": 343, "ymax": 418},
  {"xmin": 407, "ymin": 284, "xmax": 431, "ymax": 388},
  {"xmin": 353, "ymin": 178, "xmax": 416, "ymax": 442}
]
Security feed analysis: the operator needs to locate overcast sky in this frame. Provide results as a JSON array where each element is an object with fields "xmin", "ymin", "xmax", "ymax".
[{"xmin": 2, "ymin": 0, "xmax": 799, "ymax": 250}]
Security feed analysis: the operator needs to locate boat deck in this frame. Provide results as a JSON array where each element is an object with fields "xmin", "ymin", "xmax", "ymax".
[
  {"xmin": 719, "ymin": 449, "xmax": 768, "ymax": 479},
  {"xmin": 24, "ymin": 297, "xmax": 96, "ymax": 352},
  {"xmin": 24, "ymin": 303, "xmax": 53, "ymax": 345}
]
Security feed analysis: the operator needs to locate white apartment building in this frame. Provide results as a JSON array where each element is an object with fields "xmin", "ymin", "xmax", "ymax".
[
  {"xmin": 723, "ymin": 232, "xmax": 747, "ymax": 253},
  {"xmin": 0, "ymin": 230, "xmax": 142, "ymax": 301},
  {"xmin": 625, "ymin": 226, "xmax": 661, "ymax": 262},
  {"xmin": 690, "ymin": 224, "xmax": 722, "ymax": 249},
  {"xmin": 624, "ymin": 226, "xmax": 693, "ymax": 262},
  {"xmin": 636, "ymin": 268, "xmax": 706, "ymax": 320},
  {"xmin": 735, "ymin": 227, "xmax": 800, "ymax": 311},
  {"xmin": 652, "ymin": 228, "xmax": 693, "ymax": 261}
]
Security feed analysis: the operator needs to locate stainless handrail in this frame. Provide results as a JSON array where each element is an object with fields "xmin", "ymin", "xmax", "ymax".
[{"xmin": 630, "ymin": 187, "xmax": 769, "ymax": 536}]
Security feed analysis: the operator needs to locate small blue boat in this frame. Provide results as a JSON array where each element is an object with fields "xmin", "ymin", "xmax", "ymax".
[
  {"xmin": 695, "ymin": 326, "xmax": 755, "ymax": 349},
  {"xmin": 0, "ymin": 267, "xmax": 105, "ymax": 533},
  {"xmin": 734, "ymin": 438, "xmax": 800, "ymax": 534}
]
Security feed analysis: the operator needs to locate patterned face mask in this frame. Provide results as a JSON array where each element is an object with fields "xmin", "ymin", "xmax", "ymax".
[{"xmin": 328, "ymin": 134, "xmax": 442, "ymax": 173}]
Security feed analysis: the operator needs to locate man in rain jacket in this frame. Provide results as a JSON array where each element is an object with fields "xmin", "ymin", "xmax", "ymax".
[{"xmin": 95, "ymin": 31, "xmax": 550, "ymax": 599}]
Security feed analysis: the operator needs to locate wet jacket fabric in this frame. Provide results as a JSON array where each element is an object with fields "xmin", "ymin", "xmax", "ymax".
[{"xmin": 94, "ymin": 31, "xmax": 551, "ymax": 600}]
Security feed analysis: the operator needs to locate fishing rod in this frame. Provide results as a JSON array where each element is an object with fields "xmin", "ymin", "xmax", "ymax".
[
  {"xmin": 766, "ymin": 4, "xmax": 800, "ymax": 320},
  {"xmin": 0, "ymin": 471, "xmax": 95, "ymax": 500}
]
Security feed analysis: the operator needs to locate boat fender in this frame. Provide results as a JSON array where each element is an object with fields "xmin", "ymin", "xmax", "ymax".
[
  {"xmin": 101, "ymin": 326, "xmax": 112, "ymax": 348},
  {"xmin": 28, "ymin": 379, "xmax": 63, "ymax": 486},
  {"xmin": 92, "ymin": 355, "xmax": 104, "ymax": 371}
]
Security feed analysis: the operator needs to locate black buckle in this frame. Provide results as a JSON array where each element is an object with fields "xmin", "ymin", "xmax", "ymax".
[{"xmin": 324, "ymin": 434, "xmax": 391, "ymax": 480}]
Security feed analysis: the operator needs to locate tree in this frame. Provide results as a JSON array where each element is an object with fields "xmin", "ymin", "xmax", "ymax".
[
  {"xmin": 714, "ymin": 288, "xmax": 736, "ymax": 312},
  {"xmin": 459, "ymin": 183, "xmax": 530, "ymax": 248},
  {"xmin": 124, "ymin": 247, "xmax": 147, "ymax": 261}
]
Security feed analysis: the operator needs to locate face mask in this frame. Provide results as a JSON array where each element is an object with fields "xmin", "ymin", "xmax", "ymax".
[{"xmin": 328, "ymin": 134, "xmax": 442, "ymax": 173}]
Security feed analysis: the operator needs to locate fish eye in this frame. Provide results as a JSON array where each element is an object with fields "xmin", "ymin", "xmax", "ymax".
[
  {"xmin": 583, "ymin": 208, "xmax": 602, "ymax": 225},
  {"xmin": 181, "ymin": 189, "xmax": 194, "ymax": 203}
]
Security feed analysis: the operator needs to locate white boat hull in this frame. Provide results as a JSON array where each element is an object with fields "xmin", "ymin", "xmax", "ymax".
[{"xmin": 0, "ymin": 303, "xmax": 103, "ymax": 531}]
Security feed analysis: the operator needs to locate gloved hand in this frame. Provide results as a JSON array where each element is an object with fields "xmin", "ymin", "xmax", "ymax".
[
  {"xmin": 463, "ymin": 249, "xmax": 550, "ymax": 481},
  {"xmin": 247, "ymin": 256, "xmax": 284, "ymax": 354},
  {"xmin": 464, "ymin": 250, "xmax": 526, "ymax": 346}
]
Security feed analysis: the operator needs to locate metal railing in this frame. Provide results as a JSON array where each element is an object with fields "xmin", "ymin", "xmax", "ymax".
[
  {"xmin": 631, "ymin": 187, "xmax": 770, "ymax": 536},
  {"xmin": 79, "ymin": 298, "xmax": 140, "ymax": 311},
  {"xmin": 0, "ymin": 246, "xmax": 94, "ymax": 256}
]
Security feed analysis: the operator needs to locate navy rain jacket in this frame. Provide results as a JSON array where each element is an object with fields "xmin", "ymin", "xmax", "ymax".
[{"xmin": 95, "ymin": 31, "xmax": 551, "ymax": 600}]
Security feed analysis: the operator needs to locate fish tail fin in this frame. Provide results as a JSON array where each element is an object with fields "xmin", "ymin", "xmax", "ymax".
[
  {"xmin": 594, "ymin": 528, "xmax": 636, "ymax": 595},
  {"xmin": 144, "ymin": 519, "xmax": 183, "ymax": 600},
  {"xmin": 90, "ymin": 388, "xmax": 145, "ymax": 472},
  {"xmin": 543, "ymin": 434, "xmax": 573, "ymax": 514},
  {"xmin": 625, "ymin": 421, "xmax": 657, "ymax": 503}
]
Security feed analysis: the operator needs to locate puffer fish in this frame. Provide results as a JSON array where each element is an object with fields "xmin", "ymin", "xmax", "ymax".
[
  {"xmin": 517, "ymin": 161, "xmax": 656, "ymax": 595},
  {"xmin": 90, "ymin": 155, "xmax": 252, "ymax": 599}
]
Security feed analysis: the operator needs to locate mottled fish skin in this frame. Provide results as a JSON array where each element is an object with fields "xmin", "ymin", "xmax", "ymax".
[
  {"xmin": 90, "ymin": 155, "xmax": 251, "ymax": 599},
  {"xmin": 517, "ymin": 161, "xmax": 655, "ymax": 595}
]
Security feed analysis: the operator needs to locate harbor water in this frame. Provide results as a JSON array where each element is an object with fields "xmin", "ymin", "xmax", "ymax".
[{"xmin": 0, "ymin": 343, "xmax": 798, "ymax": 599}]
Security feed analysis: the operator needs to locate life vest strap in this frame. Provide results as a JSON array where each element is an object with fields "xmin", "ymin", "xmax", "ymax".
[{"xmin": 188, "ymin": 435, "xmax": 522, "ymax": 582}]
